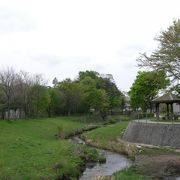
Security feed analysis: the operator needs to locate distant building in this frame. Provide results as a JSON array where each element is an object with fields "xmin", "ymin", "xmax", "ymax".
[{"xmin": 123, "ymin": 95, "xmax": 132, "ymax": 112}]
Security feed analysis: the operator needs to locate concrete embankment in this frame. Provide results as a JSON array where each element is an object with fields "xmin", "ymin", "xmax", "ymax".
[{"xmin": 123, "ymin": 121, "xmax": 180, "ymax": 148}]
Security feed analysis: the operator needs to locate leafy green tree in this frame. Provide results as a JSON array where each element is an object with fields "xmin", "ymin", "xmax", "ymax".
[
  {"xmin": 57, "ymin": 79, "xmax": 83, "ymax": 115},
  {"xmin": 0, "ymin": 68, "xmax": 125, "ymax": 119},
  {"xmin": 29, "ymin": 85, "xmax": 50, "ymax": 117},
  {"xmin": 129, "ymin": 71, "xmax": 170, "ymax": 112},
  {"xmin": 77, "ymin": 71, "xmax": 112, "ymax": 117},
  {"xmin": 99, "ymin": 75, "xmax": 124, "ymax": 113},
  {"xmin": 86, "ymin": 88, "xmax": 109, "ymax": 119},
  {"xmin": 78, "ymin": 70, "xmax": 105, "ymax": 89},
  {"xmin": 78, "ymin": 71, "xmax": 124, "ymax": 114},
  {"xmin": 137, "ymin": 19, "xmax": 180, "ymax": 83},
  {"xmin": 78, "ymin": 76, "xmax": 97, "ymax": 113},
  {"xmin": 47, "ymin": 88, "xmax": 65, "ymax": 116},
  {"xmin": 78, "ymin": 71, "xmax": 100, "ymax": 81}
]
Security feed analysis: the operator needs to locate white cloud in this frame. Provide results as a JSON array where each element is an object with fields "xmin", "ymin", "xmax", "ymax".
[
  {"xmin": 0, "ymin": 0, "xmax": 179, "ymax": 91},
  {"xmin": 0, "ymin": 8, "xmax": 35, "ymax": 33}
]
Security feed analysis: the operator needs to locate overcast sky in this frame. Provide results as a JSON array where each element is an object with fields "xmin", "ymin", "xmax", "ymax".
[{"xmin": 0, "ymin": 0, "xmax": 179, "ymax": 91}]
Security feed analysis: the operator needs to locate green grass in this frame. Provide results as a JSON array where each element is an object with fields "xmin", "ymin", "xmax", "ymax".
[
  {"xmin": 112, "ymin": 166, "xmax": 151, "ymax": 180},
  {"xmin": 81, "ymin": 121, "xmax": 139, "ymax": 158},
  {"xmin": 140, "ymin": 146, "xmax": 180, "ymax": 156},
  {"xmin": 82, "ymin": 121, "xmax": 129, "ymax": 146},
  {"xmin": 81, "ymin": 120, "xmax": 150, "ymax": 179},
  {"xmin": 0, "ymin": 117, "xmax": 102, "ymax": 179}
]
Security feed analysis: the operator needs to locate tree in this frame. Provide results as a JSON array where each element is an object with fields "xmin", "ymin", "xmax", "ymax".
[
  {"xmin": 0, "ymin": 68, "xmax": 16, "ymax": 119},
  {"xmin": 0, "ymin": 84, "xmax": 5, "ymax": 118},
  {"xmin": 57, "ymin": 79, "xmax": 83, "ymax": 115},
  {"xmin": 78, "ymin": 71, "xmax": 100, "ymax": 81},
  {"xmin": 99, "ymin": 74, "xmax": 124, "ymax": 113},
  {"xmin": 13, "ymin": 71, "xmax": 33, "ymax": 118},
  {"xmin": 78, "ymin": 76, "xmax": 97, "ymax": 113},
  {"xmin": 0, "ymin": 68, "xmax": 50, "ymax": 119},
  {"xmin": 52, "ymin": 77, "xmax": 58, "ymax": 87},
  {"xmin": 78, "ymin": 71, "xmax": 124, "ymax": 114},
  {"xmin": 86, "ymin": 88, "xmax": 109, "ymax": 119},
  {"xmin": 129, "ymin": 71, "xmax": 170, "ymax": 112},
  {"xmin": 0, "ymin": 68, "xmax": 125, "ymax": 119},
  {"xmin": 48, "ymin": 87, "xmax": 65, "ymax": 116},
  {"xmin": 137, "ymin": 19, "xmax": 180, "ymax": 83},
  {"xmin": 29, "ymin": 85, "xmax": 50, "ymax": 117}
]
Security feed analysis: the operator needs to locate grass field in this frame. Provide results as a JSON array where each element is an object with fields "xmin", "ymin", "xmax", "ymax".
[
  {"xmin": 1, "ymin": 116, "xmax": 178, "ymax": 179},
  {"xmin": 81, "ymin": 121, "xmax": 129, "ymax": 146},
  {"xmin": 0, "ymin": 117, "xmax": 103, "ymax": 179}
]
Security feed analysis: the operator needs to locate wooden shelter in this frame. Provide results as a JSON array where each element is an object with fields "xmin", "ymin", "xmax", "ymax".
[{"xmin": 152, "ymin": 92, "xmax": 180, "ymax": 120}]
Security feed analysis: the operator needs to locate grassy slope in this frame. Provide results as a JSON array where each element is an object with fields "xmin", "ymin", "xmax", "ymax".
[
  {"xmin": 82, "ymin": 120, "xmax": 180, "ymax": 179},
  {"xmin": 82, "ymin": 120, "xmax": 152, "ymax": 179},
  {"xmin": 112, "ymin": 166, "xmax": 151, "ymax": 180},
  {"xmin": 82, "ymin": 121, "xmax": 129, "ymax": 146},
  {"xmin": 0, "ymin": 117, "xmax": 100, "ymax": 179}
]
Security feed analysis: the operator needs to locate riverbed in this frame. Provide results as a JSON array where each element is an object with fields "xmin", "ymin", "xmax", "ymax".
[{"xmin": 70, "ymin": 136, "xmax": 132, "ymax": 180}]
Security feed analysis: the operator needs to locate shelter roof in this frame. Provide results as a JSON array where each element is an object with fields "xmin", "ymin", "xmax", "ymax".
[{"xmin": 152, "ymin": 92, "xmax": 180, "ymax": 103}]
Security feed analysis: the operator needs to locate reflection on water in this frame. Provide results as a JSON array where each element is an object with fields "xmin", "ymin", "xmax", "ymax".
[
  {"xmin": 80, "ymin": 149, "xmax": 131, "ymax": 180},
  {"xmin": 70, "ymin": 136, "xmax": 131, "ymax": 180}
]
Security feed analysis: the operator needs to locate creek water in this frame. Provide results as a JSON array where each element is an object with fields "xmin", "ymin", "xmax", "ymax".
[{"xmin": 70, "ymin": 136, "xmax": 132, "ymax": 180}]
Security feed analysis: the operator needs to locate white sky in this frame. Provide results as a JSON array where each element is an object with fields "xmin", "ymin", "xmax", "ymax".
[{"xmin": 0, "ymin": 0, "xmax": 179, "ymax": 91}]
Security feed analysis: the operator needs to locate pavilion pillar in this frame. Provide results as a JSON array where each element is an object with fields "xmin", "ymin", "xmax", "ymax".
[
  {"xmin": 156, "ymin": 103, "xmax": 160, "ymax": 120},
  {"xmin": 170, "ymin": 103, "xmax": 173, "ymax": 120},
  {"xmin": 166, "ymin": 103, "xmax": 170, "ymax": 120}
]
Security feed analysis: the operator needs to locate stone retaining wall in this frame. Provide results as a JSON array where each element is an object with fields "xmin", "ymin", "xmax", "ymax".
[{"xmin": 123, "ymin": 121, "xmax": 180, "ymax": 148}]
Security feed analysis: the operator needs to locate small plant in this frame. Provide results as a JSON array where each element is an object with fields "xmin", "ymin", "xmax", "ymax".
[{"xmin": 57, "ymin": 126, "xmax": 66, "ymax": 138}]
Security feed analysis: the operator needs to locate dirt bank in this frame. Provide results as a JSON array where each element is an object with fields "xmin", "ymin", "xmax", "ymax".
[
  {"xmin": 81, "ymin": 137, "xmax": 180, "ymax": 179},
  {"xmin": 82, "ymin": 137, "xmax": 138, "ymax": 159},
  {"xmin": 135, "ymin": 155, "xmax": 180, "ymax": 179}
]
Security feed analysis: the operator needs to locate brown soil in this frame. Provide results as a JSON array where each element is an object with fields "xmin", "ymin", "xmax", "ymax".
[
  {"xmin": 135, "ymin": 155, "xmax": 180, "ymax": 179},
  {"xmin": 83, "ymin": 138, "xmax": 138, "ymax": 158}
]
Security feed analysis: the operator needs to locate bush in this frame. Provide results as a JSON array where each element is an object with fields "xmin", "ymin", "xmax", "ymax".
[{"xmin": 130, "ymin": 113, "xmax": 154, "ymax": 120}]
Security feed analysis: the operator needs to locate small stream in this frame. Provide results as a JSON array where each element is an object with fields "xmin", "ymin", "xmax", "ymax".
[{"xmin": 70, "ymin": 136, "xmax": 132, "ymax": 180}]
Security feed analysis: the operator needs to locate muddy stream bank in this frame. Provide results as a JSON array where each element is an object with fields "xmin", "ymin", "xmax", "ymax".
[{"xmin": 70, "ymin": 135, "xmax": 132, "ymax": 180}]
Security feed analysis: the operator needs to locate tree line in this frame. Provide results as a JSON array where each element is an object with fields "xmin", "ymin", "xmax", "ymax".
[
  {"xmin": 1, "ymin": 19, "xmax": 179, "ymax": 117},
  {"xmin": 0, "ymin": 68, "xmax": 125, "ymax": 119}
]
